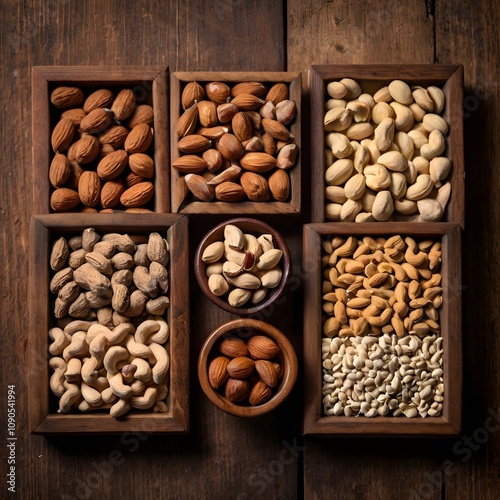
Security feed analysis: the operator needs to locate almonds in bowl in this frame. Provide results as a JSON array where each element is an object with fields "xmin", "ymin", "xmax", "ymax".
[
  {"xmin": 198, "ymin": 319, "xmax": 298, "ymax": 417},
  {"xmin": 194, "ymin": 218, "xmax": 291, "ymax": 315}
]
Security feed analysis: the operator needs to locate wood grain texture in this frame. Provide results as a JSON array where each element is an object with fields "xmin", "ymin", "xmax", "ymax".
[{"xmin": 435, "ymin": 0, "xmax": 500, "ymax": 498}]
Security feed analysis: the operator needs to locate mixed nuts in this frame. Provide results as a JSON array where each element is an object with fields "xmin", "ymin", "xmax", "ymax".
[
  {"xmin": 48, "ymin": 228, "xmax": 170, "ymax": 416},
  {"xmin": 321, "ymin": 234, "xmax": 445, "ymax": 418},
  {"xmin": 174, "ymin": 80, "xmax": 298, "ymax": 203},
  {"xmin": 202, "ymin": 224, "xmax": 284, "ymax": 308},
  {"xmin": 208, "ymin": 334, "xmax": 283, "ymax": 406},
  {"xmin": 323, "ymin": 78, "xmax": 452, "ymax": 222},
  {"xmin": 49, "ymin": 86, "xmax": 156, "ymax": 212}
]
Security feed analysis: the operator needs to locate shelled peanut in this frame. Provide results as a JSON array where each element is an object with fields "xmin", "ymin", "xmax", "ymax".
[
  {"xmin": 323, "ymin": 79, "xmax": 452, "ymax": 222},
  {"xmin": 48, "ymin": 229, "xmax": 170, "ymax": 416},
  {"xmin": 321, "ymin": 235, "xmax": 442, "ymax": 338},
  {"xmin": 174, "ymin": 81, "xmax": 297, "ymax": 203},
  {"xmin": 202, "ymin": 224, "xmax": 283, "ymax": 308},
  {"xmin": 49, "ymin": 86, "xmax": 156, "ymax": 212},
  {"xmin": 208, "ymin": 335, "xmax": 283, "ymax": 405}
]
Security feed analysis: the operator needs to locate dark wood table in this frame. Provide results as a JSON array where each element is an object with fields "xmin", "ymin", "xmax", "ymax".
[{"xmin": 1, "ymin": 1, "xmax": 498, "ymax": 498}]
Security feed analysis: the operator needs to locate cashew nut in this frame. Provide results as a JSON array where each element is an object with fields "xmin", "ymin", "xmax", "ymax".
[
  {"xmin": 154, "ymin": 402, "xmax": 168, "ymax": 413},
  {"xmin": 124, "ymin": 334, "xmax": 152, "ymax": 358},
  {"xmin": 389, "ymin": 172, "xmax": 407, "ymax": 200},
  {"xmin": 64, "ymin": 357, "xmax": 82, "ymax": 383},
  {"xmin": 390, "ymin": 102, "xmax": 414, "ymax": 131},
  {"xmin": 131, "ymin": 387, "xmax": 157, "ymax": 410},
  {"xmin": 408, "ymin": 130, "xmax": 429, "ymax": 149},
  {"xmin": 49, "ymin": 327, "xmax": 71, "ymax": 355},
  {"xmin": 149, "ymin": 343, "xmax": 170, "ymax": 384},
  {"xmin": 62, "ymin": 331, "xmax": 89, "ymax": 361},
  {"xmin": 420, "ymin": 129, "xmax": 445, "ymax": 159},
  {"xmin": 373, "ymin": 117, "xmax": 395, "ymax": 152},
  {"xmin": 64, "ymin": 320, "xmax": 95, "ymax": 335},
  {"xmin": 49, "ymin": 357, "xmax": 67, "ymax": 397},
  {"xmin": 59, "ymin": 382, "xmax": 81, "ymax": 413},
  {"xmin": 364, "ymin": 164, "xmax": 391, "ymax": 191},
  {"xmin": 327, "ymin": 132, "xmax": 353, "ymax": 158},
  {"xmin": 108, "ymin": 373, "xmax": 132, "ymax": 399},
  {"xmin": 417, "ymin": 198, "xmax": 444, "ymax": 222},
  {"xmin": 103, "ymin": 346, "xmax": 129, "ymax": 375},
  {"xmin": 81, "ymin": 356, "xmax": 101, "ymax": 384},
  {"xmin": 429, "ymin": 157, "xmax": 452, "ymax": 185},
  {"xmin": 78, "ymin": 401, "xmax": 112, "ymax": 412},
  {"xmin": 354, "ymin": 144, "xmax": 370, "ymax": 173},
  {"xmin": 81, "ymin": 382, "xmax": 102, "ymax": 406},
  {"xmin": 101, "ymin": 387, "xmax": 118, "ymax": 404},
  {"xmin": 436, "ymin": 182, "xmax": 452, "ymax": 209},
  {"xmin": 393, "ymin": 131, "xmax": 414, "ymax": 160},
  {"xmin": 346, "ymin": 100, "xmax": 371, "ymax": 122},
  {"xmin": 110, "ymin": 398, "xmax": 132, "ymax": 418},
  {"xmin": 325, "ymin": 158, "xmax": 353, "ymax": 185},
  {"xmin": 131, "ymin": 358, "xmax": 152, "ymax": 383},
  {"xmin": 406, "ymin": 174, "xmax": 434, "ymax": 201},
  {"xmin": 377, "ymin": 151, "xmax": 408, "ymax": 172},
  {"xmin": 324, "ymin": 107, "xmax": 352, "ymax": 131},
  {"xmin": 130, "ymin": 379, "xmax": 147, "ymax": 396}
]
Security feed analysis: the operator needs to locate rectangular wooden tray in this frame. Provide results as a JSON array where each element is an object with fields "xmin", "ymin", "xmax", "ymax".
[
  {"xmin": 28, "ymin": 213, "xmax": 189, "ymax": 434},
  {"xmin": 32, "ymin": 66, "xmax": 169, "ymax": 213},
  {"xmin": 303, "ymin": 222, "xmax": 462, "ymax": 436},
  {"xmin": 170, "ymin": 71, "xmax": 301, "ymax": 214},
  {"xmin": 310, "ymin": 64, "xmax": 464, "ymax": 225}
]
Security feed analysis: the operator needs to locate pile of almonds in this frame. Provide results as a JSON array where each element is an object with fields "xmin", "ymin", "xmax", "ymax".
[
  {"xmin": 49, "ymin": 86, "xmax": 156, "ymax": 212},
  {"xmin": 208, "ymin": 335, "xmax": 283, "ymax": 405},
  {"xmin": 323, "ymin": 78, "xmax": 452, "ymax": 222},
  {"xmin": 202, "ymin": 224, "xmax": 283, "ymax": 308},
  {"xmin": 48, "ymin": 228, "xmax": 170, "ymax": 416},
  {"xmin": 321, "ymin": 234, "xmax": 445, "ymax": 418},
  {"xmin": 174, "ymin": 80, "xmax": 298, "ymax": 203}
]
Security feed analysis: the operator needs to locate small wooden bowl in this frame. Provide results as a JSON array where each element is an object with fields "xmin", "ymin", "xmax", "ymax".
[
  {"xmin": 194, "ymin": 218, "xmax": 291, "ymax": 316},
  {"xmin": 198, "ymin": 318, "xmax": 298, "ymax": 417}
]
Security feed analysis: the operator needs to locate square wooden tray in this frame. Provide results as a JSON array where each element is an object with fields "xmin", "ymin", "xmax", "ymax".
[
  {"xmin": 32, "ymin": 66, "xmax": 169, "ymax": 213},
  {"xmin": 310, "ymin": 64, "xmax": 464, "ymax": 225},
  {"xmin": 170, "ymin": 71, "xmax": 301, "ymax": 214},
  {"xmin": 303, "ymin": 222, "xmax": 462, "ymax": 436},
  {"xmin": 28, "ymin": 214, "xmax": 189, "ymax": 434}
]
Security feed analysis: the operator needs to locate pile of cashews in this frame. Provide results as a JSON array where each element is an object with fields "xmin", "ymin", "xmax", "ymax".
[{"xmin": 49, "ymin": 316, "xmax": 169, "ymax": 417}]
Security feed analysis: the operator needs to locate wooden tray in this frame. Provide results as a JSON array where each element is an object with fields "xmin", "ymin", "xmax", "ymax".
[
  {"xmin": 31, "ymin": 66, "xmax": 169, "ymax": 213},
  {"xmin": 310, "ymin": 65, "xmax": 464, "ymax": 225},
  {"xmin": 303, "ymin": 222, "xmax": 462, "ymax": 436},
  {"xmin": 28, "ymin": 214, "xmax": 189, "ymax": 434},
  {"xmin": 170, "ymin": 71, "xmax": 301, "ymax": 214}
]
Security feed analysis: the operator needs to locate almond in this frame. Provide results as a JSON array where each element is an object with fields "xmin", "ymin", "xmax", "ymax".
[
  {"xmin": 255, "ymin": 360, "xmax": 279, "ymax": 387},
  {"xmin": 262, "ymin": 133, "xmax": 277, "ymax": 156},
  {"xmin": 275, "ymin": 100, "xmax": 296, "ymax": 125},
  {"xmin": 207, "ymin": 165, "xmax": 242, "ymax": 185},
  {"xmin": 240, "ymin": 172, "xmax": 270, "ymax": 201},
  {"xmin": 217, "ymin": 133, "xmax": 244, "ymax": 161},
  {"xmin": 220, "ymin": 337, "xmax": 248, "ymax": 358},
  {"xmin": 60, "ymin": 108, "xmax": 87, "ymax": 126},
  {"xmin": 127, "ymin": 104, "xmax": 154, "ymax": 128},
  {"xmin": 97, "ymin": 149, "xmax": 128, "ymax": 180},
  {"xmin": 129, "ymin": 153, "xmax": 154, "ymax": 178},
  {"xmin": 217, "ymin": 103, "xmax": 239, "ymax": 123},
  {"xmin": 245, "ymin": 111, "xmax": 262, "ymax": 130},
  {"xmin": 247, "ymin": 335, "xmax": 280, "ymax": 360},
  {"xmin": 198, "ymin": 100, "xmax": 218, "ymax": 127},
  {"xmin": 98, "ymin": 125, "xmax": 129, "ymax": 148},
  {"xmin": 51, "ymin": 118, "xmax": 75, "ymax": 153},
  {"xmin": 198, "ymin": 126, "xmax": 229, "ymax": 140},
  {"xmin": 65, "ymin": 161, "xmax": 84, "ymax": 189},
  {"xmin": 124, "ymin": 123, "xmax": 153, "ymax": 154},
  {"xmin": 248, "ymin": 380, "xmax": 272, "ymax": 405},
  {"xmin": 242, "ymin": 136, "xmax": 263, "ymax": 152},
  {"xmin": 126, "ymin": 171, "xmax": 145, "ymax": 187},
  {"xmin": 176, "ymin": 102, "xmax": 199, "ymax": 137},
  {"xmin": 202, "ymin": 148, "xmax": 223, "ymax": 172},
  {"xmin": 215, "ymin": 182, "xmax": 246, "ymax": 202},
  {"xmin": 178, "ymin": 134, "xmax": 212, "ymax": 154},
  {"xmin": 78, "ymin": 171, "xmax": 101, "ymax": 207},
  {"xmin": 120, "ymin": 181, "xmax": 154, "ymax": 207},
  {"xmin": 72, "ymin": 135, "xmax": 100, "ymax": 164},
  {"xmin": 231, "ymin": 93, "xmax": 265, "ymax": 110},
  {"xmin": 100, "ymin": 179, "xmax": 126, "ymax": 208},
  {"xmin": 173, "ymin": 156, "xmax": 208, "ymax": 176},
  {"xmin": 265, "ymin": 83, "xmax": 289, "ymax": 105},
  {"xmin": 182, "ymin": 82, "xmax": 205, "ymax": 109},
  {"xmin": 49, "ymin": 153, "xmax": 71, "ymax": 188},
  {"xmin": 83, "ymin": 90, "xmax": 114, "ymax": 114},
  {"xmin": 80, "ymin": 108, "xmax": 113, "ymax": 134},
  {"xmin": 98, "ymin": 143, "xmax": 115, "ymax": 159},
  {"xmin": 225, "ymin": 378, "xmax": 250, "ymax": 402},
  {"xmin": 231, "ymin": 82, "xmax": 267, "ymax": 98},
  {"xmin": 226, "ymin": 357, "xmax": 255, "ymax": 379},
  {"xmin": 232, "ymin": 112, "xmax": 253, "ymax": 142},
  {"xmin": 268, "ymin": 169, "xmax": 290, "ymax": 201},
  {"xmin": 276, "ymin": 143, "xmax": 298, "ymax": 169},
  {"xmin": 50, "ymin": 187, "xmax": 80, "ymax": 212},
  {"xmin": 205, "ymin": 82, "xmax": 230, "ymax": 104},
  {"xmin": 184, "ymin": 174, "xmax": 214, "ymax": 201},
  {"xmin": 239, "ymin": 152, "xmax": 276, "ymax": 173},
  {"xmin": 208, "ymin": 356, "xmax": 230, "ymax": 389},
  {"xmin": 261, "ymin": 118, "xmax": 292, "ymax": 141},
  {"xmin": 51, "ymin": 86, "xmax": 84, "ymax": 109},
  {"xmin": 111, "ymin": 89, "xmax": 136, "ymax": 121}
]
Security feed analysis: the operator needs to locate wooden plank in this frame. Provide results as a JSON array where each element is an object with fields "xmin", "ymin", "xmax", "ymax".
[{"xmin": 435, "ymin": 1, "xmax": 500, "ymax": 499}]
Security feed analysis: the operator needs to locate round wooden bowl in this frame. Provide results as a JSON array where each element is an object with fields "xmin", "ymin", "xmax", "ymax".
[
  {"xmin": 194, "ymin": 217, "xmax": 291, "ymax": 316},
  {"xmin": 198, "ymin": 318, "xmax": 298, "ymax": 417}
]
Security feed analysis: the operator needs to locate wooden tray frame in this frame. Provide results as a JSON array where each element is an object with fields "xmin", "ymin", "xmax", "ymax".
[
  {"xmin": 303, "ymin": 222, "xmax": 462, "ymax": 436},
  {"xmin": 170, "ymin": 71, "xmax": 302, "ymax": 214},
  {"xmin": 310, "ymin": 64, "xmax": 464, "ymax": 226},
  {"xmin": 31, "ymin": 66, "xmax": 170, "ymax": 214},
  {"xmin": 28, "ymin": 214, "xmax": 189, "ymax": 434}
]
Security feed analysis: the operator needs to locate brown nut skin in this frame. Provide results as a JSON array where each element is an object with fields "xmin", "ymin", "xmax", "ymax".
[
  {"xmin": 225, "ymin": 378, "xmax": 250, "ymax": 402},
  {"xmin": 219, "ymin": 337, "xmax": 248, "ymax": 358},
  {"xmin": 208, "ymin": 356, "xmax": 230, "ymax": 390},
  {"xmin": 247, "ymin": 335, "xmax": 280, "ymax": 360},
  {"xmin": 226, "ymin": 356, "xmax": 255, "ymax": 379}
]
